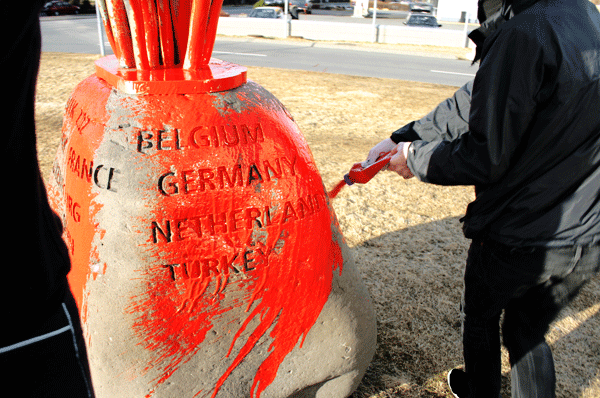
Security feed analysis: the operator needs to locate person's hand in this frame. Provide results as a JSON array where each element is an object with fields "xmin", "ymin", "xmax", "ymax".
[
  {"xmin": 388, "ymin": 142, "xmax": 414, "ymax": 179},
  {"xmin": 364, "ymin": 138, "xmax": 397, "ymax": 167}
]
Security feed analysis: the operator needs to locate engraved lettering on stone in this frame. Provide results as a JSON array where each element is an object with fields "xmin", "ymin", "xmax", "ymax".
[
  {"xmin": 160, "ymin": 241, "xmax": 281, "ymax": 282},
  {"xmin": 66, "ymin": 194, "xmax": 81, "ymax": 223},
  {"xmin": 150, "ymin": 194, "xmax": 325, "ymax": 244},
  {"xmin": 65, "ymin": 97, "xmax": 93, "ymax": 134},
  {"xmin": 135, "ymin": 123, "xmax": 265, "ymax": 154},
  {"xmin": 157, "ymin": 155, "xmax": 297, "ymax": 196},
  {"xmin": 93, "ymin": 165, "xmax": 120, "ymax": 192}
]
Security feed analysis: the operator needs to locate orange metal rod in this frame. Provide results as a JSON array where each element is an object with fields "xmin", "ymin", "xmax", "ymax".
[
  {"xmin": 202, "ymin": 0, "xmax": 224, "ymax": 65},
  {"xmin": 156, "ymin": 0, "xmax": 176, "ymax": 67},
  {"xmin": 170, "ymin": 0, "xmax": 193, "ymax": 67},
  {"xmin": 123, "ymin": 0, "xmax": 150, "ymax": 70},
  {"xmin": 139, "ymin": 0, "xmax": 161, "ymax": 69},
  {"xmin": 105, "ymin": 0, "xmax": 136, "ymax": 68},
  {"xmin": 183, "ymin": 0, "xmax": 211, "ymax": 70},
  {"xmin": 95, "ymin": 0, "xmax": 118, "ymax": 59}
]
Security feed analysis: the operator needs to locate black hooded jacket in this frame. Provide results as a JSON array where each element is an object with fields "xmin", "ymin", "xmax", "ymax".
[{"xmin": 402, "ymin": 0, "xmax": 600, "ymax": 247}]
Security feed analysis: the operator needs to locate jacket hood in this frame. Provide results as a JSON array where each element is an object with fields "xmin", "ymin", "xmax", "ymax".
[
  {"xmin": 469, "ymin": 0, "xmax": 542, "ymax": 63},
  {"xmin": 477, "ymin": 0, "xmax": 503, "ymax": 24},
  {"xmin": 478, "ymin": 0, "xmax": 541, "ymax": 23}
]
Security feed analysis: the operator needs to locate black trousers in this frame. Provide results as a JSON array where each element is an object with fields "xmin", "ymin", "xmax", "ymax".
[
  {"xmin": 0, "ymin": 289, "xmax": 95, "ymax": 398},
  {"xmin": 462, "ymin": 239, "xmax": 600, "ymax": 398}
]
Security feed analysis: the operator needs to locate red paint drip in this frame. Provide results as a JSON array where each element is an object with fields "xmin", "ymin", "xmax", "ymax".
[{"xmin": 213, "ymin": 238, "xmax": 343, "ymax": 398}]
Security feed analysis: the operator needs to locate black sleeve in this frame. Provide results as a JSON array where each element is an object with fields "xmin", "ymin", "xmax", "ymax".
[{"xmin": 390, "ymin": 80, "xmax": 473, "ymax": 144}]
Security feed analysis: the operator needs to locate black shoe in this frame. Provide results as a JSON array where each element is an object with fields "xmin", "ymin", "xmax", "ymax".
[{"xmin": 447, "ymin": 368, "xmax": 470, "ymax": 398}]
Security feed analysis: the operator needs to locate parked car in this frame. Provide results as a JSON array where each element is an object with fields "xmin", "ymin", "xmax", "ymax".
[
  {"xmin": 41, "ymin": 1, "xmax": 80, "ymax": 16},
  {"xmin": 409, "ymin": 2, "xmax": 433, "ymax": 13},
  {"xmin": 290, "ymin": 0, "xmax": 313, "ymax": 15},
  {"xmin": 248, "ymin": 6, "xmax": 286, "ymax": 18},
  {"xmin": 311, "ymin": 0, "xmax": 351, "ymax": 10},
  {"xmin": 253, "ymin": 0, "xmax": 312, "ymax": 19},
  {"xmin": 404, "ymin": 13, "xmax": 441, "ymax": 27},
  {"xmin": 261, "ymin": 0, "xmax": 283, "ymax": 5}
]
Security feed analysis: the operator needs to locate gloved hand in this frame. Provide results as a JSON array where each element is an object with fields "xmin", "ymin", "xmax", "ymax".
[
  {"xmin": 364, "ymin": 138, "xmax": 397, "ymax": 167},
  {"xmin": 388, "ymin": 142, "xmax": 414, "ymax": 179}
]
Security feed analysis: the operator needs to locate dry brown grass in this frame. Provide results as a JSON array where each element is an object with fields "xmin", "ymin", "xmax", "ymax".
[{"xmin": 36, "ymin": 49, "xmax": 600, "ymax": 398}]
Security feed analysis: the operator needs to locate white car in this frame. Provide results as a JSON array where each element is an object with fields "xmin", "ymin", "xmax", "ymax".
[
  {"xmin": 248, "ymin": 6, "xmax": 286, "ymax": 18},
  {"xmin": 405, "ymin": 13, "xmax": 442, "ymax": 27}
]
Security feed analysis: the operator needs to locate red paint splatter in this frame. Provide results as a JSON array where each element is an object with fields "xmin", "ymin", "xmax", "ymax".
[
  {"xmin": 121, "ymin": 90, "xmax": 343, "ymax": 397},
  {"xmin": 328, "ymin": 179, "xmax": 347, "ymax": 199},
  {"xmin": 128, "ymin": 199, "xmax": 342, "ymax": 397}
]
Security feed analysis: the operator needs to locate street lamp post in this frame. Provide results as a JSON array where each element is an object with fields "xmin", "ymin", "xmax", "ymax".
[{"xmin": 371, "ymin": 0, "xmax": 378, "ymax": 42}]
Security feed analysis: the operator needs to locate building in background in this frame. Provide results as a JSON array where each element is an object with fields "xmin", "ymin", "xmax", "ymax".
[
  {"xmin": 435, "ymin": 0, "xmax": 600, "ymax": 23},
  {"xmin": 436, "ymin": 0, "xmax": 477, "ymax": 22}
]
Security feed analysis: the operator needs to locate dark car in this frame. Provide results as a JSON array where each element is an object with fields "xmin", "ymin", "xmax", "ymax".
[
  {"xmin": 290, "ymin": 0, "xmax": 313, "ymax": 15},
  {"xmin": 41, "ymin": 1, "xmax": 80, "ymax": 16},
  {"xmin": 311, "ymin": 0, "xmax": 351, "ymax": 10},
  {"xmin": 404, "ymin": 13, "xmax": 441, "ymax": 27}
]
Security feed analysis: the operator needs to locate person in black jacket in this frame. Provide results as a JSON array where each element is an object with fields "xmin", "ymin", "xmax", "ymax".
[
  {"xmin": 0, "ymin": 2, "xmax": 95, "ymax": 397},
  {"xmin": 366, "ymin": 0, "xmax": 600, "ymax": 397}
]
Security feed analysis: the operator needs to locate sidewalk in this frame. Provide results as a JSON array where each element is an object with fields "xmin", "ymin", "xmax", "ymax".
[{"xmin": 217, "ymin": 14, "xmax": 476, "ymax": 52}]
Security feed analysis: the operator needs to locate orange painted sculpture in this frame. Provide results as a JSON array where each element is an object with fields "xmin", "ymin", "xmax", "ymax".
[{"xmin": 48, "ymin": 1, "xmax": 376, "ymax": 397}]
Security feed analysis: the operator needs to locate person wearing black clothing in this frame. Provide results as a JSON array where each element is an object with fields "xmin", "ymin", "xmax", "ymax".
[
  {"xmin": 0, "ymin": 1, "xmax": 94, "ymax": 396},
  {"xmin": 366, "ymin": 0, "xmax": 600, "ymax": 397}
]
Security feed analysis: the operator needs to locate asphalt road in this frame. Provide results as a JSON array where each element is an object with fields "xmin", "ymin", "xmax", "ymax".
[
  {"xmin": 40, "ymin": 14, "xmax": 478, "ymax": 87},
  {"xmin": 211, "ymin": 38, "xmax": 477, "ymax": 86}
]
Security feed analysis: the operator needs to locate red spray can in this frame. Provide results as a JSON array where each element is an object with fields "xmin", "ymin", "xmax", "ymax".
[
  {"xmin": 328, "ymin": 151, "xmax": 391, "ymax": 198},
  {"xmin": 344, "ymin": 151, "xmax": 392, "ymax": 185}
]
